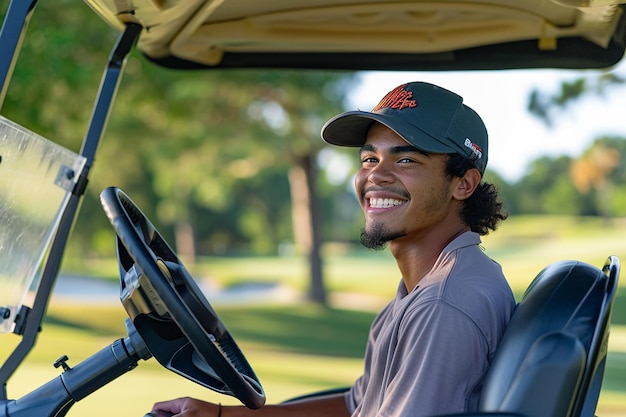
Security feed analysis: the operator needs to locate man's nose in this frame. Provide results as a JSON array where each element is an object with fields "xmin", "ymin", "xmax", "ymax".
[{"xmin": 367, "ymin": 161, "xmax": 395, "ymax": 184}]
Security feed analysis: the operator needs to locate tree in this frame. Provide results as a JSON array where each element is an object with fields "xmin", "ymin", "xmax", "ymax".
[
  {"xmin": 2, "ymin": 1, "xmax": 359, "ymax": 304},
  {"xmin": 225, "ymin": 72, "xmax": 357, "ymax": 303},
  {"xmin": 528, "ymin": 73, "xmax": 625, "ymax": 126},
  {"xmin": 527, "ymin": 72, "xmax": 626, "ymax": 217},
  {"xmin": 570, "ymin": 142, "xmax": 620, "ymax": 218},
  {"xmin": 515, "ymin": 155, "xmax": 587, "ymax": 215},
  {"xmin": 101, "ymin": 64, "xmax": 358, "ymax": 304}
]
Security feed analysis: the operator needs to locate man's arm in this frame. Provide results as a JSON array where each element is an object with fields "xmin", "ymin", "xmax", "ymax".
[{"xmin": 151, "ymin": 392, "xmax": 351, "ymax": 417}]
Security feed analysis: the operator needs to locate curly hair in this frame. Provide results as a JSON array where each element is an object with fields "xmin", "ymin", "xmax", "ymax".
[{"xmin": 445, "ymin": 153, "xmax": 507, "ymax": 235}]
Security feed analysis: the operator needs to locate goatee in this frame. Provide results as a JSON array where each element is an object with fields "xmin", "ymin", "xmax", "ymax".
[{"xmin": 360, "ymin": 222, "xmax": 407, "ymax": 250}]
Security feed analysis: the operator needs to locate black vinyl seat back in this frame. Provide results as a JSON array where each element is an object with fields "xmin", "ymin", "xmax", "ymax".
[{"xmin": 479, "ymin": 256, "xmax": 620, "ymax": 417}]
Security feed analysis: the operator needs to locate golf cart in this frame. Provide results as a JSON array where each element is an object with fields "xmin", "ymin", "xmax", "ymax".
[{"xmin": 0, "ymin": 1, "xmax": 624, "ymax": 416}]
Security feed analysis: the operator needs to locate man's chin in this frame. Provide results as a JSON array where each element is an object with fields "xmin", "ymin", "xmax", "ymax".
[
  {"xmin": 360, "ymin": 230, "xmax": 388, "ymax": 250},
  {"xmin": 359, "ymin": 225, "xmax": 406, "ymax": 250}
]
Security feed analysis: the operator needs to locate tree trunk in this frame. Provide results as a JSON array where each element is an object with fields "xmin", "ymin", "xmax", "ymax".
[
  {"xmin": 175, "ymin": 220, "xmax": 196, "ymax": 265},
  {"xmin": 288, "ymin": 155, "xmax": 326, "ymax": 305}
]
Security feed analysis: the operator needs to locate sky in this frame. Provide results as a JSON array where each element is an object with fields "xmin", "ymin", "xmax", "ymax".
[{"xmin": 349, "ymin": 58, "xmax": 626, "ymax": 182}]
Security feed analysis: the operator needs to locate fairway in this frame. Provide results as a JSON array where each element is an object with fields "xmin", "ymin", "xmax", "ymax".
[
  {"xmin": 2, "ymin": 304, "xmax": 625, "ymax": 417},
  {"xmin": 1, "ymin": 215, "xmax": 625, "ymax": 416}
]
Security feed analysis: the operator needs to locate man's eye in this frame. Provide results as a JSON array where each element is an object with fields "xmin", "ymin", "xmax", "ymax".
[
  {"xmin": 398, "ymin": 158, "xmax": 414, "ymax": 163},
  {"xmin": 361, "ymin": 156, "xmax": 378, "ymax": 163}
]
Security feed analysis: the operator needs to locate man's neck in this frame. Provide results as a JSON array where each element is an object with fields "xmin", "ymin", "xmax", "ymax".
[{"xmin": 390, "ymin": 224, "xmax": 469, "ymax": 293}]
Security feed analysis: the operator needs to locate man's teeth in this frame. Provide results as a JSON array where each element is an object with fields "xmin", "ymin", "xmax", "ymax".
[{"xmin": 369, "ymin": 198, "xmax": 405, "ymax": 208}]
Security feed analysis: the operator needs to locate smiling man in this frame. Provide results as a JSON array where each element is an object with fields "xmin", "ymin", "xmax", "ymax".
[
  {"xmin": 321, "ymin": 82, "xmax": 515, "ymax": 416},
  {"xmin": 150, "ymin": 82, "xmax": 516, "ymax": 417}
]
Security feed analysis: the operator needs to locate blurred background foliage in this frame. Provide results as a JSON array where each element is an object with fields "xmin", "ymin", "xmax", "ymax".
[{"xmin": 2, "ymin": 0, "xmax": 626, "ymax": 299}]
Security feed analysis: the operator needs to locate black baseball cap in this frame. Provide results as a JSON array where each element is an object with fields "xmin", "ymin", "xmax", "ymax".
[{"xmin": 321, "ymin": 81, "xmax": 488, "ymax": 175}]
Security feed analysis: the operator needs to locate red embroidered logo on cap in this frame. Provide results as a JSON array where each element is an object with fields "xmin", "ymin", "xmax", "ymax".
[{"xmin": 372, "ymin": 84, "xmax": 417, "ymax": 112}]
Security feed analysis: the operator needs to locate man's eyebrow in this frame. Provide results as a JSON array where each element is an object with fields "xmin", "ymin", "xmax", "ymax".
[
  {"xmin": 360, "ymin": 144, "xmax": 377, "ymax": 153},
  {"xmin": 360, "ymin": 143, "xmax": 430, "ymax": 158}
]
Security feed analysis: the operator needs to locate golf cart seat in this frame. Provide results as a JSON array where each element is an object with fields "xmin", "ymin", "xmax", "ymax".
[
  {"xmin": 469, "ymin": 256, "xmax": 620, "ymax": 417},
  {"xmin": 287, "ymin": 257, "xmax": 620, "ymax": 417}
]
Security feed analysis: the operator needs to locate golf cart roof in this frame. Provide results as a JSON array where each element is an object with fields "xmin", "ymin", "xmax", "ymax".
[{"xmin": 83, "ymin": 0, "xmax": 626, "ymax": 71}]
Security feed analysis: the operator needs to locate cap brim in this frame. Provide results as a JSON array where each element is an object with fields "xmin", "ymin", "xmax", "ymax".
[{"xmin": 321, "ymin": 110, "xmax": 457, "ymax": 155}]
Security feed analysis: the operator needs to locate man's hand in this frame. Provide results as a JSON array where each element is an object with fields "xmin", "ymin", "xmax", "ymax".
[
  {"xmin": 151, "ymin": 397, "xmax": 220, "ymax": 417},
  {"xmin": 150, "ymin": 391, "xmax": 349, "ymax": 417}
]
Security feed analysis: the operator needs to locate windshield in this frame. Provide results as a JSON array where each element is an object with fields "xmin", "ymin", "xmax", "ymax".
[{"xmin": 0, "ymin": 116, "xmax": 86, "ymax": 333}]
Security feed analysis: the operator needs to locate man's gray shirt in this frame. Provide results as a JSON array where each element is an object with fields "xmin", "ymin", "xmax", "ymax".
[{"xmin": 346, "ymin": 231, "xmax": 516, "ymax": 417}]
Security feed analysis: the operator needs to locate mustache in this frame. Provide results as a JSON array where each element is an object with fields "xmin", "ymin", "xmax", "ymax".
[{"xmin": 360, "ymin": 186, "xmax": 411, "ymax": 200}]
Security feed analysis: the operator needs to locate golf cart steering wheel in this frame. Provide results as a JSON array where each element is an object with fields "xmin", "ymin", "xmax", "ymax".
[{"xmin": 99, "ymin": 187, "xmax": 265, "ymax": 409}]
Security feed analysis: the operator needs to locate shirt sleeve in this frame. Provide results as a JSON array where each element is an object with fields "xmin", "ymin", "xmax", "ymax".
[{"xmin": 345, "ymin": 302, "xmax": 392, "ymax": 415}]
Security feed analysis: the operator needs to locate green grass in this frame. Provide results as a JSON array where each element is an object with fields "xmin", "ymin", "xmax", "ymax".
[
  {"xmin": 1, "ymin": 304, "xmax": 368, "ymax": 416},
  {"xmin": 4, "ymin": 304, "xmax": 625, "ymax": 417},
  {"xmin": 3, "ymin": 214, "xmax": 626, "ymax": 416}
]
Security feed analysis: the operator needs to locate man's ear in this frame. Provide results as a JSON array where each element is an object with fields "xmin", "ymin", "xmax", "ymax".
[{"xmin": 452, "ymin": 168, "xmax": 481, "ymax": 201}]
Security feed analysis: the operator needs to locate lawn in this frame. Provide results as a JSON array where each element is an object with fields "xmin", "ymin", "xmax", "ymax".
[{"xmin": 1, "ymin": 215, "xmax": 625, "ymax": 416}]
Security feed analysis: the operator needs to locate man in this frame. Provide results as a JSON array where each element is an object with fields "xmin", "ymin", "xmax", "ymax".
[{"xmin": 150, "ymin": 81, "xmax": 516, "ymax": 417}]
